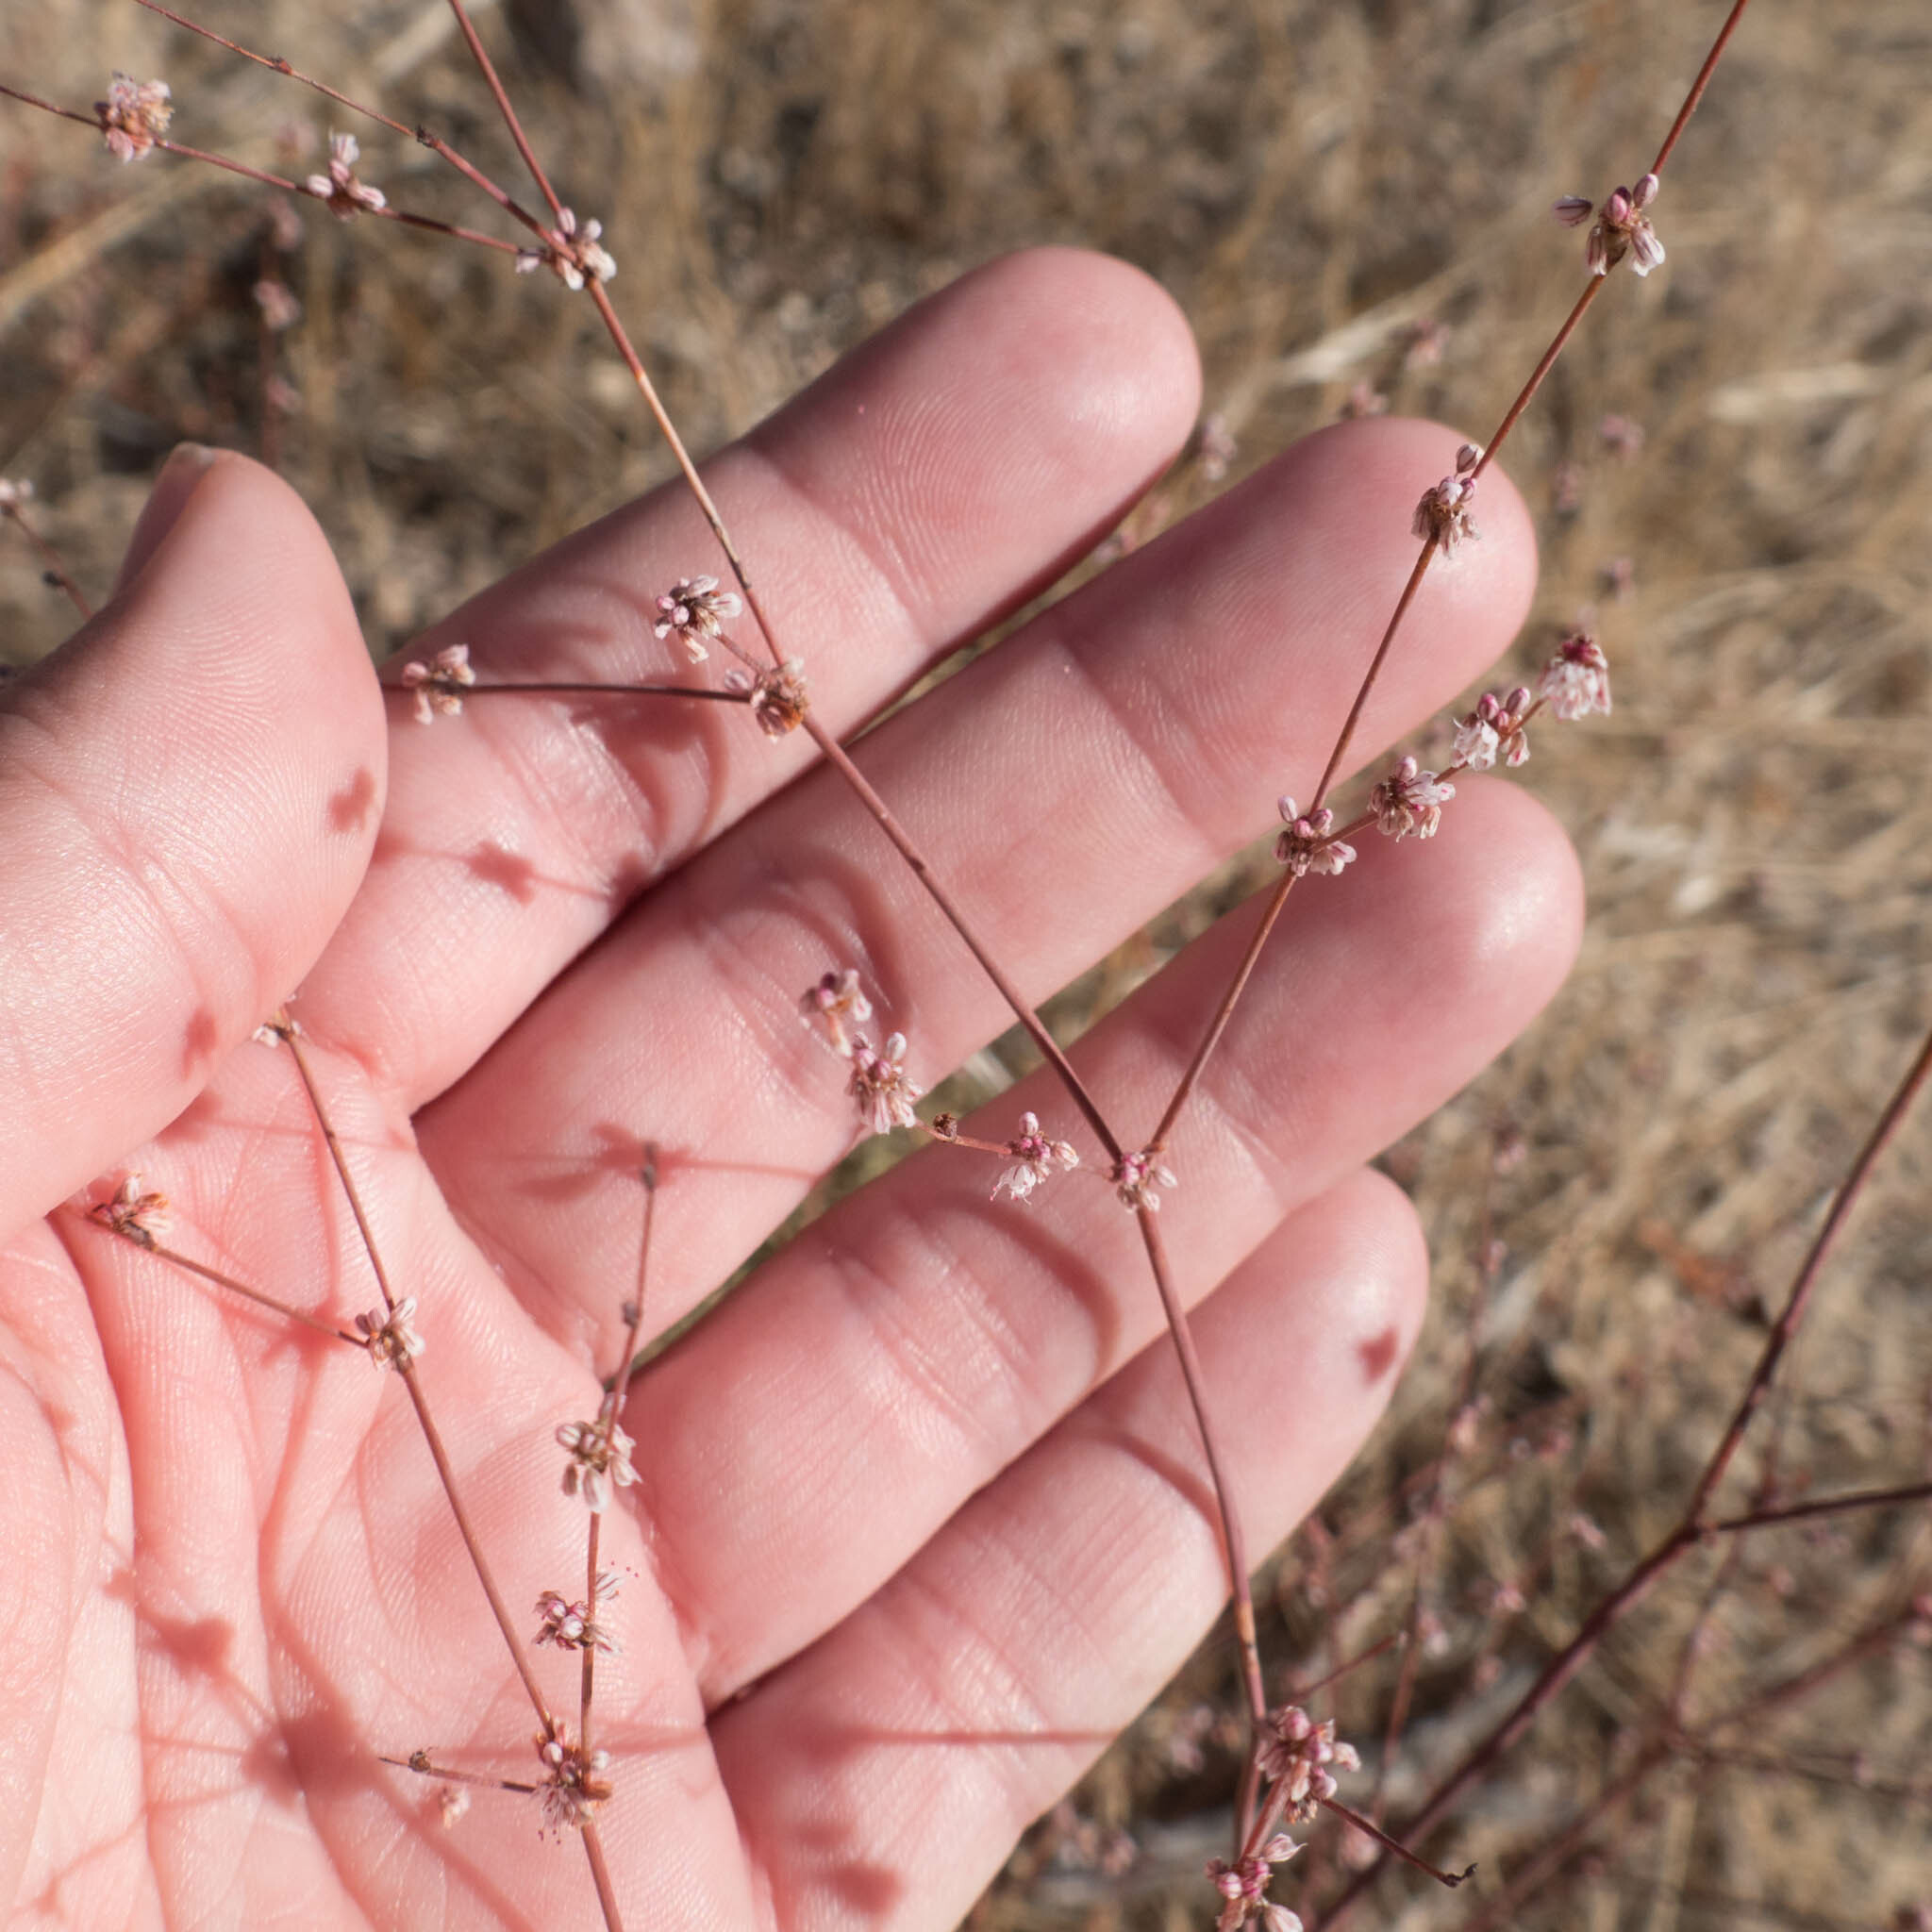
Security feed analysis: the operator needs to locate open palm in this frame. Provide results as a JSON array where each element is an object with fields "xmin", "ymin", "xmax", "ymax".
[{"xmin": 1, "ymin": 249, "xmax": 1576, "ymax": 1929}]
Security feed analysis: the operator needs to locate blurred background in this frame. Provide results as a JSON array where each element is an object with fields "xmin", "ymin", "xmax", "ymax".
[{"xmin": 3, "ymin": 2, "xmax": 1930, "ymax": 1925}]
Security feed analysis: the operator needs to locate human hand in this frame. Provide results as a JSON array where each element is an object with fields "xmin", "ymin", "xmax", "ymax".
[{"xmin": 0, "ymin": 248, "xmax": 1576, "ymax": 1927}]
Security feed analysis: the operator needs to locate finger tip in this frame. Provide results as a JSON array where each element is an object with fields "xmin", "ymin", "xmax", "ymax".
[{"xmin": 984, "ymin": 245, "xmax": 1205, "ymax": 452}]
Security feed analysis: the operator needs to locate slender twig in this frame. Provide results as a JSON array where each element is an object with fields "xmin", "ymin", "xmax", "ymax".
[
  {"xmin": 0, "ymin": 499, "xmax": 92, "ymax": 618},
  {"xmin": 1706, "ymin": 1479, "xmax": 1932, "ymax": 1537},
  {"xmin": 584, "ymin": 280, "xmax": 786, "ymax": 668},
  {"xmin": 805, "ymin": 717, "xmax": 1124, "ymax": 1162},
  {"xmin": 389, "ymin": 679, "xmax": 754, "ymax": 707},
  {"xmin": 1318, "ymin": 1798, "xmax": 1472, "ymax": 1889},
  {"xmin": 1320, "ymin": 1013, "xmax": 1932, "ymax": 1926},
  {"xmin": 581, "ymin": 1820, "xmax": 625, "ymax": 1932},
  {"xmin": 1650, "ymin": 0, "xmax": 1756, "ymax": 176},
  {"xmin": 441, "ymin": 0, "xmax": 565, "ymax": 225},
  {"xmin": 1683, "ymin": 1023, "xmax": 1932, "ymax": 1526},
  {"xmin": 380, "ymin": 1751, "xmax": 539, "ymax": 1794},
  {"xmin": 275, "ymin": 1018, "xmax": 401, "ymax": 1318},
  {"xmin": 87, "ymin": 1219, "xmax": 358, "ymax": 1342},
  {"xmin": 274, "ymin": 1018, "xmax": 561, "ymax": 1740},
  {"xmin": 393, "ymin": 1359, "xmax": 558, "ymax": 1736}
]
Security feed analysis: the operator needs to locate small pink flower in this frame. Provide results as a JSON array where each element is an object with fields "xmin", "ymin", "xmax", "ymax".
[
  {"xmin": 1411, "ymin": 445, "xmax": 1479, "ymax": 552},
  {"xmin": 304, "ymin": 131, "xmax": 387, "ymax": 219},
  {"xmin": 848, "ymin": 1032, "xmax": 923, "ymax": 1134},
  {"xmin": 1569, "ymin": 1511, "xmax": 1607, "ymax": 1552},
  {"xmin": 1370, "ymin": 755, "xmax": 1455, "ymax": 840},
  {"xmin": 535, "ymin": 1723, "xmax": 612, "ymax": 1832},
  {"xmin": 1453, "ymin": 687, "xmax": 1533, "ymax": 771},
  {"xmin": 252, "ymin": 278, "xmax": 302, "ymax": 331},
  {"xmin": 1558, "ymin": 172, "xmax": 1665, "ymax": 277},
  {"xmin": 534, "ymin": 1571, "xmax": 622, "ymax": 1653},
  {"xmin": 1204, "ymin": 1841, "xmax": 1303, "ymax": 1932},
  {"xmin": 991, "ymin": 1112, "xmax": 1080, "ymax": 1203},
  {"xmin": 1341, "ymin": 379, "xmax": 1387, "ymax": 420},
  {"xmin": 95, "ymin": 1174, "xmax": 173, "ymax": 1247},
  {"xmin": 400, "ymin": 642, "xmax": 475, "ymax": 723},
  {"xmin": 1256, "ymin": 1706, "xmax": 1361, "ymax": 1823},
  {"xmin": 1196, "ymin": 412, "xmax": 1237, "ymax": 482},
  {"xmin": 556, "ymin": 1415, "xmax": 639, "ymax": 1513},
  {"xmin": 1111, "ymin": 1148, "xmax": 1177, "ymax": 1214},
  {"xmin": 515, "ymin": 207, "xmax": 616, "ymax": 291},
  {"xmin": 355, "ymin": 1297, "xmax": 425, "ymax": 1371},
  {"xmin": 800, "ymin": 968, "xmax": 874, "ymax": 1058},
  {"xmin": 1402, "ymin": 316, "xmax": 1448, "ymax": 368},
  {"xmin": 0, "ymin": 478, "xmax": 36, "ymax": 512},
  {"xmin": 1598, "ymin": 412, "xmax": 1645, "ymax": 458},
  {"xmin": 653, "ymin": 575, "xmax": 742, "ymax": 662},
  {"xmin": 1274, "ymin": 798, "xmax": 1356, "ymax": 878},
  {"xmin": 1538, "ymin": 630, "xmax": 1612, "ymax": 720},
  {"xmin": 97, "ymin": 74, "xmax": 173, "ymax": 163},
  {"xmin": 724, "ymin": 658, "xmax": 811, "ymax": 736}
]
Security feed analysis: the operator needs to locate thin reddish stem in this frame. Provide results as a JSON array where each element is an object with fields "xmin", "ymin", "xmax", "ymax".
[
  {"xmin": 1, "ymin": 502, "xmax": 92, "ymax": 618},
  {"xmin": 1319, "ymin": 1798, "xmax": 1473, "ymax": 1890},
  {"xmin": 442, "ymin": 0, "xmax": 566, "ymax": 225},
  {"xmin": 805, "ymin": 716, "xmax": 1124, "ymax": 1163},
  {"xmin": 581, "ymin": 1820, "xmax": 626, "ymax": 1932},
  {"xmin": 380, "ymin": 1752, "xmax": 538, "ymax": 1793},
  {"xmin": 585, "ymin": 282, "xmax": 786, "ymax": 668},
  {"xmin": 1322, "ymin": 1018, "xmax": 1932, "ymax": 1926},
  {"xmin": 1651, "ymin": 0, "xmax": 1757, "ymax": 177},
  {"xmin": 395, "ymin": 1360, "xmax": 557, "ymax": 1735},
  {"xmin": 87, "ymin": 1220, "xmax": 358, "ymax": 1342},
  {"xmin": 275, "ymin": 1018, "xmax": 559, "ymax": 1739},
  {"xmin": 1137, "ymin": 1208, "xmax": 1267, "ymax": 1858},
  {"xmin": 131, "ymin": 0, "xmax": 545, "ymax": 233},
  {"xmin": 1706, "ymin": 1479, "xmax": 1932, "ymax": 1535},
  {"xmin": 1148, "ymin": 871, "xmax": 1295, "ymax": 1157},
  {"xmin": 1685, "ymin": 1019, "xmax": 1932, "ymax": 1525},
  {"xmin": 276, "ymin": 1021, "xmax": 402, "ymax": 1317},
  {"xmin": 390, "ymin": 679, "xmax": 753, "ymax": 706}
]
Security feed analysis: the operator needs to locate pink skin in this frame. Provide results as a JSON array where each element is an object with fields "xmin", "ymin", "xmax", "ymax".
[{"xmin": 0, "ymin": 249, "xmax": 1577, "ymax": 1927}]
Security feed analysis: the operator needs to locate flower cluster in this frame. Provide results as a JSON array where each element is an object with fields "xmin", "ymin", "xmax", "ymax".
[
  {"xmin": 800, "ymin": 970, "xmax": 924, "ymax": 1133},
  {"xmin": 800, "ymin": 967, "xmax": 874, "ymax": 1055},
  {"xmin": 304, "ymin": 132, "xmax": 387, "ymax": 219},
  {"xmin": 1256, "ymin": 1706, "xmax": 1361, "ymax": 1824},
  {"xmin": 515, "ymin": 207, "xmax": 616, "ymax": 291},
  {"xmin": 1274, "ymin": 798, "xmax": 1355, "ymax": 878},
  {"xmin": 848, "ymin": 1033, "xmax": 923, "ymax": 1135},
  {"xmin": 556, "ymin": 1414, "xmax": 639, "ymax": 1513},
  {"xmin": 1538, "ymin": 630, "xmax": 1612, "ymax": 720},
  {"xmin": 1555, "ymin": 172, "xmax": 1665, "ymax": 277},
  {"xmin": 97, "ymin": 73, "xmax": 172, "ymax": 163},
  {"xmin": 1454, "ymin": 687, "xmax": 1533, "ymax": 770},
  {"xmin": 1369, "ymin": 755, "xmax": 1455, "ymax": 841},
  {"xmin": 534, "ymin": 1571, "xmax": 622, "ymax": 1654},
  {"xmin": 724, "ymin": 658, "xmax": 810, "ymax": 737},
  {"xmin": 93, "ymin": 1174, "xmax": 172, "ymax": 1247},
  {"xmin": 535, "ymin": 1723, "xmax": 612, "ymax": 1833},
  {"xmin": 355, "ymin": 1297, "xmax": 425, "ymax": 1371},
  {"xmin": 1110, "ymin": 1147, "xmax": 1178, "ymax": 1214},
  {"xmin": 991, "ymin": 1112, "xmax": 1081, "ymax": 1203},
  {"xmin": 1205, "ymin": 1836, "xmax": 1303, "ymax": 1932},
  {"xmin": 400, "ymin": 642, "xmax": 476, "ymax": 723},
  {"xmin": 653, "ymin": 575, "xmax": 742, "ymax": 662},
  {"xmin": 1411, "ymin": 441, "xmax": 1482, "ymax": 553}
]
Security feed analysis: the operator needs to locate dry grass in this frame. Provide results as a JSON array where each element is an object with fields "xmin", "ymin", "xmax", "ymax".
[{"xmin": 4, "ymin": 1, "xmax": 1930, "ymax": 1926}]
